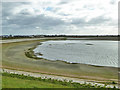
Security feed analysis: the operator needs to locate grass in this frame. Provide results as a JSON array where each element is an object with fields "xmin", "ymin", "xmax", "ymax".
[
  {"xmin": 2, "ymin": 76, "xmax": 73, "ymax": 88},
  {"xmin": 2, "ymin": 72, "xmax": 114, "ymax": 88},
  {"xmin": 25, "ymin": 47, "xmax": 42, "ymax": 59},
  {"xmin": 24, "ymin": 42, "xmax": 43, "ymax": 59}
]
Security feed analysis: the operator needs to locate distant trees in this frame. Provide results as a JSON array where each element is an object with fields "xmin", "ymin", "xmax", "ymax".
[{"xmin": 1, "ymin": 34, "xmax": 119, "ymax": 39}]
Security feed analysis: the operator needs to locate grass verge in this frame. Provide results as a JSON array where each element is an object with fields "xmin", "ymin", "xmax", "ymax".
[{"xmin": 2, "ymin": 72, "xmax": 117, "ymax": 88}]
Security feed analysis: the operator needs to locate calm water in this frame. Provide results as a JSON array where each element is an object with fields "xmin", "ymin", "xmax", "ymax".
[{"xmin": 34, "ymin": 40, "xmax": 118, "ymax": 67}]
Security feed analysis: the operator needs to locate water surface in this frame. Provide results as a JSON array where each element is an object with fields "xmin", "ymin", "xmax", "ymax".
[{"xmin": 34, "ymin": 40, "xmax": 118, "ymax": 67}]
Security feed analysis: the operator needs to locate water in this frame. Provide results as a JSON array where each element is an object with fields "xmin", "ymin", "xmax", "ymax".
[{"xmin": 34, "ymin": 40, "xmax": 118, "ymax": 67}]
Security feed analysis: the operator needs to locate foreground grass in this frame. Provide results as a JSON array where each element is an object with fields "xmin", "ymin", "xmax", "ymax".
[
  {"xmin": 2, "ymin": 76, "xmax": 73, "ymax": 88},
  {"xmin": 2, "ymin": 72, "xmax": 115, "ymax": 89},
  {"xmin": 2, "ymin": 74, "xmax": 72, "ymax": 88}
]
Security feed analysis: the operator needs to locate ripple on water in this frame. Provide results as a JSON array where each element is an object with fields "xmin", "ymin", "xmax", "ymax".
[{"xmin": 34, "ymin": 40, "xmax": 118, "ymax": 67}]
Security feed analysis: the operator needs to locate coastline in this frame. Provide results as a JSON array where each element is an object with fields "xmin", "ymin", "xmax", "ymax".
[
  {"xmin": 26, "ymin": 42, "xmax": 118, "ymax": 68},
  {"xmin": 31, "ymin": 39, "xmax": 118, "ymax": 68},
  {"xmin": 2, "ymin": 38, "xmax": 118, "ymax": 85}
]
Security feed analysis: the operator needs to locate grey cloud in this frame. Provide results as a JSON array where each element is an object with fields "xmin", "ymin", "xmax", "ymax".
[
  {"xmin": 2, "ymin": 2, "xmax": 26, "ymax": 16},
  {"xmin": 88, "ymin": 16, "xmax": 110, "ymax": 24},
  {"xmin": 19, "ymin": 9, "xmax": 32, "ymax": 16},
  {"xmin": 58, "ymin": 1, "xmax": 68, "ymax": 5},
  {"xmin": 3, "ymin": 11, "xmax": 65, "ymax": 31},
  {"xmin": 71, "ymin": 18, "xmax": 86, "ymax": 25},
  {"xmin": 110, "ymin": 0, "xmax": 116, "ymax": 4},
  {"xmin": 2, "ymin": 1, "xmax": 117, "ymax": 35},
  {"xmin": 71, "ymin": 16, "xmax": 110, "ymax": 26},
  {"xmin": 2, "ymin": 2, "xmax": 65, "ymax": 31}
]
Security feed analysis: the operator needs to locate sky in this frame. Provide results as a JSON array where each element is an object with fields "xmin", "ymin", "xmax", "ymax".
[{"xmin": 2, "ymin": 0, "xmax": 119, "ymax": 35}]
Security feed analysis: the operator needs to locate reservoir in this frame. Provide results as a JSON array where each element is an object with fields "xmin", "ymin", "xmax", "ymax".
[{"xmin": 34, "ymin": 40, "xmax": 118, "ymax": 67}]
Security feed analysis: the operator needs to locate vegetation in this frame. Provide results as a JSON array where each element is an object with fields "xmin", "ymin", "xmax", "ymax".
[
  {"xmin": 24, "ymin": 42, "xmax": 45, "ymax": 60},
  {"xmin": 25, "ymin": 46, "xmax": 42, "ymax": 59},
  {"xmin": 2, "ymin": 72, "xmax": 117, "ymax": 88},
  {"xmin": 2, "ymin": 76, "xmax": 72, "ymax": 88},
  {"xmin": 111, "ymin": 81, "xmax": 117, "ymax": 84}
]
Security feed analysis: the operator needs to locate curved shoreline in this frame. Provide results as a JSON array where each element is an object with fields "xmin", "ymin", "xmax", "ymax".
[
  {"xmin": 2, "ymin": 38, "xmax": 118, "ymax": 85},
  {"xmin": 29, "ymin": 40, "xmax": 118, "ymax": 68}
]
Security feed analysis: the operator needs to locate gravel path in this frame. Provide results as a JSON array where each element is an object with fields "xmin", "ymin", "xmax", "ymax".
[{"xmin": 0, "ymin": 37, "xmax": 64, "ymax": 43}]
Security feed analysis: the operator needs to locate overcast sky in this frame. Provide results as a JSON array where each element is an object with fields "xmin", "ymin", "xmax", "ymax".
[{"xmin": 2, "ymin": 0, "xmax": 118, "ymax": 35}]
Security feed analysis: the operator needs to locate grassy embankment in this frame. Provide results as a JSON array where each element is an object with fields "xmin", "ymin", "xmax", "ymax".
[
  {"xmin": 2, "ymin": 73, "xmax": 72, "ymax": 88},
  {"xmin": 2, "ymin": 72, "xmax": 115, "ymax": 88}
]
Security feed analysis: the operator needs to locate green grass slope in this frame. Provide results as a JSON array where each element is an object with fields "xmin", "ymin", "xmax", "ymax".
[{"xmin": 2, "ymin": 76, "xmax": 73, "ymax": 88}]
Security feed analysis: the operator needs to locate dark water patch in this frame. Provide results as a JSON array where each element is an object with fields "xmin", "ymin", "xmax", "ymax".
[{"xmin": 86, "ymin": 43, "xmax": 94, "ymax": 45}]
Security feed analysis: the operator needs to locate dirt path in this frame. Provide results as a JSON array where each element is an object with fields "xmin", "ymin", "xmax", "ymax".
[{"xmin": 0, "ymin": 37, "xmax": 64, "ymax": 43}]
